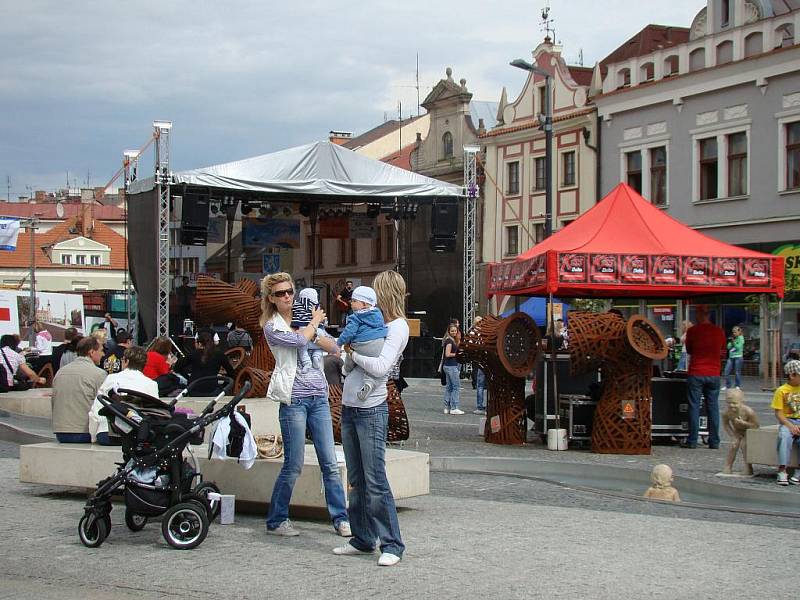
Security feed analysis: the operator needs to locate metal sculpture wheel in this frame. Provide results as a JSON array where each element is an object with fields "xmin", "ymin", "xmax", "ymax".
[
  {"xmin": 568, "ymin": 311, "xmax": 667, "ymax": 455},
  {"xmin": 459, "ymin": 312, "xmax": 541, "ymax": 445}
]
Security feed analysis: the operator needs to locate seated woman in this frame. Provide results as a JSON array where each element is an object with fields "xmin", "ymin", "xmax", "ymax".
[
  {"xmin": 1, "ymin": 335, "xmax": 46, "ymax": 390},
  {"xmin": 143, "ymin": 336, "xmax": 183, "ymax": 396},
  {"xmin": 174, "ymin": 331, "xmax": 235, "ymax": 396}
]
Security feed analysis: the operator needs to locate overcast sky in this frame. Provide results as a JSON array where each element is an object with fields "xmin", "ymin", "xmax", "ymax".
[{"xmin": 0, "ymin": 0, "xmax": 704, "ymax": 198}]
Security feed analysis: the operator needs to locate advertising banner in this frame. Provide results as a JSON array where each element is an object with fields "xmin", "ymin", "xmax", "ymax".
[
  {"xmin": 590, "ymin": 254, "xmax": 619, "ymax": 284},
  {"xmin": 650, "ymin": 255, "xmax": 680, "ymax": 285},
  {"xmin": 349, "ymin": 215, "xmax": 378, "ymax": 239},
  {"xmin": 319, "ymin": 217, "xmax": 349, "ymax": 239},
  {"xmin": 0, "ymin": 217, "xmax": 20, "ymax": 251},
  {"xmin": 741, "ymin": 257, "xmax": 771, "ymax": 286},
  {"xmin": 243, "ymin": 218, "xmax": 300, "ymax": 248},
  {"xmin": 620, "ymin": 254, "xmax": 648, "ymax": 284},
  {"xmin": 682, "ymin": 256, "xmax": 710, "ymax": 285},
  {"xmin": 558, "ymin": 253, "xmax": 588, "ymax": 283},
  {"xmin": 712, "ymin": 257, "xmax": 739, "ymax": 286}
]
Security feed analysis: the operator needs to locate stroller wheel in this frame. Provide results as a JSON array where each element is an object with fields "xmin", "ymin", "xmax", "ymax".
[
  {"xmin": 78, "ymin": 514, "xmax": 109, "ymax": 548},
  {"xmin": 124, "ymin": 510, "xmax": 148, "ymax": 532},
  {"xmin": 161, "ymin": 502, "xmax": 209, "ymax": 550},
  {"xmin": 194, "ymin": 482, "xmax": 221, "ymax": 522}
]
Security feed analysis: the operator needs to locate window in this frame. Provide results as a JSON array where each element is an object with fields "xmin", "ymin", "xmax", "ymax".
[
  {"xmin": 617, "ymin": 68, "xmax": 631, "ymax": 89},
  {"xmin": 650, "ymin": 147, "xmax": 667, "ymax": 207},
  {"xmin": 721, "ymin": 0, "xmax": 730, "ymax": 27},
  {"xmin": 505, "ymin": 226, "xmax": 519, "ymax": 256},
  {"xmin": 442, "ymin": 132, "xmax": 453, "ymax": 159},
  {"xmin": 626, "ymin": 151, "xmax": 642, "ymax": 193},
  {"xmin": 786, "ymin": 122, "xmax": 800, "ymax": 189},
  {"xmin": 640, "ymin": 62, "xmax": 654, "ymax": 82},
  {"xmin": 305, "ymin": 235, "xmax": 323, "ymax": 268},
  {"xmin": 689, "ymin": 48, "xmax": 705, "ymax": 72},
  {"xmin": 664, "ymin": 55, "xmax": 679, "ymax": 77},
  {"xmin": 727, "ymin": 132, "xmax": 747, "ymax": 196},
  {"xmin": 76, "ymin": 255, "xmax": 86, "ymax": 265},
  {"xmin": 775, "ymin": 24, "xmax": 795, "ymax": 49},
  {"xmin": 744, "ymin": 32, "xmax": 763, "ymax": 57},
  {"xmin": 538, "ymin": 86, "xmax": 547, "ymax": 114},
  {"xmin": 716, "ymin": 40, "xmax": 733, "ymax": 65},
  {"xmin": 699, "ymin": 138, "xmax": 719, "ymax": 200},
  {"xmin": 90, "ymin": 255, "xmax": 100, "ymax": 265},
  {"xmin": 384, "ymin": 224, "xmax": 395, "ymax": 261},
  {"xmin": 533, "ymin": 223, "xmax": 545, "ymax": 243},
  {"xmin": 562, "ymin": 152, "xmax": 576, "ymax": 187},
  {"xmin": 534, "ymin": 157, "xmax": 546, "ymax": 191},
  {"xmin": 61, "ymin": 254, "xmax": 71, "ymax": 265},
  {"xmin": 339, "ymin": 239, "xmax": 357, "ymax": 266},
  {"xmin": 507, "ymin": 161, "xmax": 520, "ymax": 195}
]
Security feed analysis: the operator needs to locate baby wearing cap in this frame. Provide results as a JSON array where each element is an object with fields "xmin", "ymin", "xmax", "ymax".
[
  {"xmin": 337, "ymin": 286, "xmax": 388, "ymax": 401},
  {"xmin": 290, "ymin": 288, "xmax": 328, "ymax": 373}
]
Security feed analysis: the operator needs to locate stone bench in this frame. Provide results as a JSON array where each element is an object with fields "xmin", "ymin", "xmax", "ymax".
[
  {"xmin": 746, "ymin": 424, "xmax": 800, "ymax": 468},
  {"xmin": 19, "ymin": 442, "xmax": 429, "ymax": 514}
]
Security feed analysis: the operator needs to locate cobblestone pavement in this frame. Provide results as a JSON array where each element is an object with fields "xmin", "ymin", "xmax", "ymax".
[{"xmin": 0, "ymin": 458, "xmax": 794, "ymax": 600}]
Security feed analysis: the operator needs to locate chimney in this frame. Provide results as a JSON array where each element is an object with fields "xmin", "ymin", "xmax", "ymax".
[{"xmin": 329, "ymin": 130, "xmax": 353, "ymax": 145}]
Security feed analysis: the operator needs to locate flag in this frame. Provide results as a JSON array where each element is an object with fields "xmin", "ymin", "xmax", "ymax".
[{"xmin": 0, "ymin": 217, "xmax": 20, "ymax": 251}]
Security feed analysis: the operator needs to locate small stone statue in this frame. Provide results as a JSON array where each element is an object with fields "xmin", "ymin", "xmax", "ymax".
[
  {"xmin": 720, "ymin": 388, "xmax": 759, "ymax": 476},
  {"xmin": 643, "ymin": 464, "xmax": 681, "ymax": 502}
]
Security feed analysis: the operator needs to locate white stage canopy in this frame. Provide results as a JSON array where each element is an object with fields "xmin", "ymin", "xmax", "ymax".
[{"xmin": 130, "ymin": 140, "xmax": 464, "ymax": 198}]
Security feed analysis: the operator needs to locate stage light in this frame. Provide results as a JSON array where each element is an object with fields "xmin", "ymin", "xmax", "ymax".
[
  {"xmin": 241, "ymin": 202, "xmax": 253, "ymax": 215},
  {"xmin": 259, "ymin": 202, "xmax": 271, "ymax": 216},
  {"xmin": 209, "ymin": 202, "xmax": 219, "ymax": 215},
  {"xmin": 366, "ymin": 203, "xmax": 380, "ymax": 218}
]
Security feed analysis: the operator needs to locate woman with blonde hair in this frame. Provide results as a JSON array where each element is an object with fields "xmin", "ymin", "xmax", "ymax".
[
  {"xmin": 333, "ymin": 269, "xmax": 409, "ymax": 567},
  {"xmin": 260, "ymin": 272, "xmax": 351, "ymax": 538}
]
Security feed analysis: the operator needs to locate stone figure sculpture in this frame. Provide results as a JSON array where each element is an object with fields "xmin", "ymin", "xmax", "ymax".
[
  {"xmin": 643, "ymin": 464, "xmax": 681, "ymax": 502},
  {"xmin": 721, "ymin": 388, "xmax": 759, "ymax": 476}
]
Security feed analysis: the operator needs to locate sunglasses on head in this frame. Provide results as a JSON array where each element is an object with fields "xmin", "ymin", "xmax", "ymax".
[{"xmin": 272, "ymin": 288, "xmax": 294, "ymax": 298}]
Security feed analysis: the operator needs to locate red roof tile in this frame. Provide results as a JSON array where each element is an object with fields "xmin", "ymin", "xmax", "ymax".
[
  {"xmin": 380, "ymin": 144, "xmax": 415, "ymax": 171},
  {"xmin": 600, "ymin": 24, "xmax": 690, "ymax": 75},
  {"xmin": 0, "ymin": 201, "xmax": 126, "ymax": 221}
]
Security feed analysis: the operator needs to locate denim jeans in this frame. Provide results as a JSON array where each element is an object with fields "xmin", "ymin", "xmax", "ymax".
[
  {"xmin": 475, "ymin": 368, "xmax": 486, "ymax": 410},
  {"xmin": 341, "ymin": 403, "xmax": 404, "ymax": 557},
  {"xmin": 266, "ymin": 395, "xmax": 348, "ymax": 530},
  {"xmin": 55, "ymin": 432, "xmax": 91, "ymax": 443},
  {"xmin": 777, "ymin": 419, "xmax": 800, "ymax": 466},
  {"xmin": 443, "ymin": 365, "xmax": 460, "ymax": 411},
  {"xmin": 687, "ymin": 375, "xmax": 720, "ymax": 447},
  {"xmin": 723, "ymin": 357, "xmax": 742, "ymax": 388}
]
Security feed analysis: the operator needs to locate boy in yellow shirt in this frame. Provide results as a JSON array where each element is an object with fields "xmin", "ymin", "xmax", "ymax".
[{"xmin": 771, "ymin": 360, "xmax": 800, "ymax": 485}]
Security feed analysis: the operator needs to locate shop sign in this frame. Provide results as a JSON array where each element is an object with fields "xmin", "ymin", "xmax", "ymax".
[{"xmin": 773, "ymin": 244, "xmax": 800, "ymax": 290}]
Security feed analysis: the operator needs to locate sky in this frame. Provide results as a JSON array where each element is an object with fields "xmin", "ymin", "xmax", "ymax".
[{"xmin": 0, "ymin": 0, "xmax": 705, "ymax": 198}]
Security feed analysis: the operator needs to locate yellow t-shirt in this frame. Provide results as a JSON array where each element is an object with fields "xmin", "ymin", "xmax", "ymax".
[{"xmin": 770, "ymin": 383, "xmax": 800, "ymax": 419}]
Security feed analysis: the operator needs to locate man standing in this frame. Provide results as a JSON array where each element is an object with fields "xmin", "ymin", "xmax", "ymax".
[
  {"xmin": 335, "ymin": 280, "xmax": 354, "ymax": 324},
  {"xmin": 176, "ymin": 276, "xmax": 194, "ymax": 327},
  {"xmin": 51, "ymin": 336, "xmax": 106, "ymax": 443},
  {"xmin": 683, "ymin": 305, "xmax": 726, "ymax": 449}
]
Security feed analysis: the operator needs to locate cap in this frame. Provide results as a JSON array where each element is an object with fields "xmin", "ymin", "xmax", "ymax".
[
  {"xmin": 298, "ymin": 287, "xmax": 319, "ymax": 305},
  {"xmin": 785, "ymin": 360, "xmax": 800, "ymax": 376},
  {"xmin": 351, "ymin": 286, "xmax": 377, "ymax": 306}
]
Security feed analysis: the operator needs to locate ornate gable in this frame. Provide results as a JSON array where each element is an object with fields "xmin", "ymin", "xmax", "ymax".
[{"xmin": 421, "ymin": 67, "xmax": 473, "ymax": 110}]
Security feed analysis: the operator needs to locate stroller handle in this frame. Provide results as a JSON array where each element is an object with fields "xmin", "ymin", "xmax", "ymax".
[{"xmin": 193, "ymin": 381, "xmax": 251, "ymax": 429}]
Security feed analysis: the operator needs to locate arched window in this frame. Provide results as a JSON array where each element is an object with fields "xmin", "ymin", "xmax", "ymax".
[
  {"xmin": 716, "ymin": 40, "xmax": 733, "ymax": 65},
  {"xmin": 744, "ymin": 32, "xmax": 763, "ymax": 57},
  {"xmin": 442, "ymin": 132, "xmax": 453, "ymax": 158},
  {"xmin": 664, "ymin": 55, "xmax": 679, "ymax": 77},
  {"xmin": 775, "ymin": 23, "xmax": 795, "ymax": 48},
  {"xmin": 617, "ymin": 68, "xmax": 631, "ymax": 89},
  {"xmin": 689, "ymin": 47, "xmax": 706, "ymax": 72},
  {"xmin": 640, "ymin": 62, "xmax": 654, "ymax": 82}
]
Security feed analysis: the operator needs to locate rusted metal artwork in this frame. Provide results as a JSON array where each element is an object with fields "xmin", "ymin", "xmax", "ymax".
[
  {"xmin": 567, "ymin": 312, "xmax": 667, "ymax": 455},
  {"xmin": 224, "ymin": 347, "xmax": 247, "ymax": 371},
  {"xmin": 320, "ymin": 381, "xmax": 409, "ymax": 444},
  {"xmin": 458, "ymin": 312, "xmax": 541, "ymax": 445},
  {"xmin": 35, "ymin": 363, "xmax": 54, "ymax": 388}
]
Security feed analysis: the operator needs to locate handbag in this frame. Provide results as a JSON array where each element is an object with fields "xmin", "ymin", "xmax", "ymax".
[{"xmin": 255, "ymin": 434, "xmax": 284, "ymax": 459}]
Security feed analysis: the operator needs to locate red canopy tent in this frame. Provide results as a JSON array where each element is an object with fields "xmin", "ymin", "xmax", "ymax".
[{"xmin": 488, "ymin": 183, "xmax": 784, "ymax": 298}]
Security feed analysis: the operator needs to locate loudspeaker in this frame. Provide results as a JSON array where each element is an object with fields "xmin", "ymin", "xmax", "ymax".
[
  {"xmin": 181, "ymin": 193, "xmax": 210, "ymax": 246},
  {"xmin": 430, "ymin": 200, "xmax": 458, "ymax": 238}
]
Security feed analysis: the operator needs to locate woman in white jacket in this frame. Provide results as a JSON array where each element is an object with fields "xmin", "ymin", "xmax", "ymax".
[
  {"xmin": 333, "ymin": 270, "xmax": 409, "ymax": 567},
  {"xmin": 260, "ymin": 272, "xmax": 351, "ymax": 538}
]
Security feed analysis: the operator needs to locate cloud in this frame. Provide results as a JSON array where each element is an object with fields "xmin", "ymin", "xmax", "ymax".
[{"xmin": 0, "ymin": 0, "xmax": 705, "ymax": 195}]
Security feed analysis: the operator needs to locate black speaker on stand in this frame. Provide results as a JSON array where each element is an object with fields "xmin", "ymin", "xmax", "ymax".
[
  {"xmin": 180, "ymin": 192, "xmax": 210, "ymax": 246},
  {"xmin": 429, "ymin": 199, "xmax": 458, "ymax": 252}
]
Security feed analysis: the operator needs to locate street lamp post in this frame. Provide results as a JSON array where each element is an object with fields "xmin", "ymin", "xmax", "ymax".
[{"xmin": 510, "ymin": 58, "xmax": 553, "ymax": 238}]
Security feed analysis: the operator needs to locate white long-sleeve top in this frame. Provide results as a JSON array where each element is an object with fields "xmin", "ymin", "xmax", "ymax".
[
  {"xmin": 343, "ymin": 318, "xmax": 409, "ymax": 409},
  {"xmin": 210, "ymin": 411, "xmax": 257, "ymax": 469}
]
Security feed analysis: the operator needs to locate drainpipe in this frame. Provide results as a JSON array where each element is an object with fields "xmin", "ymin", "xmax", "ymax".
[{"xmin": 582, "ymin": 113, "xmax": 602, "ymax": 204}]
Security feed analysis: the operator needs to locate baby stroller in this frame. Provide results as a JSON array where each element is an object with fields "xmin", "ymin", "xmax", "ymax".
[{"xmin": 78, "ymin": 375, "xmax": 250, "ymax": 550}]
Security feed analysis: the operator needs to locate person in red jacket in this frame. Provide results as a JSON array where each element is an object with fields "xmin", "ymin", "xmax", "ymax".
[{"xmin": 683, "ymin": 305, "xmax": 726, "ymax": 449}]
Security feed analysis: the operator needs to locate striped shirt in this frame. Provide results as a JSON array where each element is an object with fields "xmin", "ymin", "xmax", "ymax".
[{"xmin": 263, "ymin": 322, "xmax": 327, "ymax": 400}]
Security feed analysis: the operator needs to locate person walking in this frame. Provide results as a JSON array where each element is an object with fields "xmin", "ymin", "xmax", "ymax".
[
  {"xmin": 721, "ymin": 325, "xmax": 744, "ymax": 390},
  {"xmin": 683, "ymin": 305, "xmax": 726, "ymax": 450},
  {"xmin": 333, "ymin": 269, "xmax": 409, "ymax": 567},
  {"xmin": 441, "ymin": 324, "xmax": 463, "ymax": 415},
  {"xmin": 260, "ymin": 272, "xmax": 351, "ymax": 539}
]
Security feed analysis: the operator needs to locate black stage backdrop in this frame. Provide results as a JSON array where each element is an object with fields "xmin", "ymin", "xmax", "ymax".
[{"xmin": 127, "ymin": 189, "xmax": 159, "ymax": 341}]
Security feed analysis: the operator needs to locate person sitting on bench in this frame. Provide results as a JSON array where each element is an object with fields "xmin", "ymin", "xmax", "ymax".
[{"xmin": 51, "ymin": 337, "xmax": 106, "ymax": 443}]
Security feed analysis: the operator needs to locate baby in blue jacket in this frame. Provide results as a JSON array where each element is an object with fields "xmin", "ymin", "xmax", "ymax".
[{"xmin": 338, "ymin": 286, "xmax": 388, "ymax": 400}]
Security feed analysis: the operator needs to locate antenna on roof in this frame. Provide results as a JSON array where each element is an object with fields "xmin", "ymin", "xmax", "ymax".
[
  {"xmin": 578, "ymin": 48, "xmax": 584, "ymax": 66},
  {"xmin": 416, "ymin": 53, "xmax": 420, "ymax": 117}
]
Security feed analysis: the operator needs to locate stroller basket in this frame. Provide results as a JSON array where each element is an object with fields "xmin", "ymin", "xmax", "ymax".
[{"xmin": 126, "ymin": 483, "xmax": 170, "ymax": 516}]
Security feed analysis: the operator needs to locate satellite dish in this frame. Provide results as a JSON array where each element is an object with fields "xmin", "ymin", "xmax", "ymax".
[{"xmin": 56, "ymin": 202, "xmax": 65, "ymax": 219}]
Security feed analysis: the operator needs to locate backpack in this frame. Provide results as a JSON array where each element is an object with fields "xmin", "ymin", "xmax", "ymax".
[{"xmin": 0, "ymin": 362, "xmax": 8, "ymax": 393}]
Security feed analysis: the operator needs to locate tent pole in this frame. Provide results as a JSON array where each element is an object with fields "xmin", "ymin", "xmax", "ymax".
[
  {"xmin": 549, "ymin": 292, "xmax": 560, "ymax": 431},
  {"xmin": 760, "ymin": 294, "xmax": 769, "ymax": 389}
]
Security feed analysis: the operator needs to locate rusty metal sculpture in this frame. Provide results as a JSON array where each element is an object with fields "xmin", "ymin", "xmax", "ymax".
[
  {"xmin": 567, "ymin": 312, "xmax": 667, "ymax": 455},
  {"xmin": 322, "ymin": 381, "xmax": 409, "ymax": 444},
  {"xmin": 459, "ymin": 312, "xmax": 541, "ymax": 445}
]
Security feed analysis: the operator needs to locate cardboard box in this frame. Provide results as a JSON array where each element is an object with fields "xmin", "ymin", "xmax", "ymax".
[{"xmin": 407, "ymin": 318, "xmax": 420, "ymax": 337}]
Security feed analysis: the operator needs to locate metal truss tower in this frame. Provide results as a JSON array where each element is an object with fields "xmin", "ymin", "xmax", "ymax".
[
  {"xmin": 153, "ymin": 120, "xmax": 172, "ymax": 338},
  {"xmin": 463, "ymin": 145, "xmax": 480, "ymax": 333}
]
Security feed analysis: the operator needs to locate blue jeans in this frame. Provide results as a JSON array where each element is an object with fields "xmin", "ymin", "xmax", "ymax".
[
  {"xmin": 777, "ymin": 419, "xmax": 800, "ymax": 466},
  {"xmin": 475, "ymin": 368, "xmax": 486, "ymax": 410},
  {"xmin": 55, "ymin": 433, "xmax": 91, "ymax": 443},
  {"xmin": 687, "ymin": 375, "xmax": 720, "ymax": 447},
  {"xmin": 443, "ymin": 365, "xmax": 460, "ymax": 411},
  {"xmin": 723, "ymin": 357, "xmax": 742, "ymax": 388},
  {"xmin": 341, "ymin": 403, "xmax": 404, "ymax": 557},
  {"xmin": 266, "ymin": 395, "xmax": 348, "ymax": 530}
]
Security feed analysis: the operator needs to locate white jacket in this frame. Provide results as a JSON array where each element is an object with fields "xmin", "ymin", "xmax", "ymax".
[{"xmin": 265, "ymin": 313, "xmax": 298, "ymax": 405}]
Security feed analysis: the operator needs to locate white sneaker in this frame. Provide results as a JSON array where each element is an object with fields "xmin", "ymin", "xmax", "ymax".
[
  {"xmin": 777, "ymin": 471, "xmax": 789, "ymax": 486},
  {"xmin": 443, "ymin": 408, "xmax": 450, "ymax": 414},
  {"xmin": 267, "ymin": 520, "xmax": 299, "ymax": 536},
  {"xmin": 789, "ymin": 474, "xmax": 800, "ymax": 485},
  {"xmin": 333, "ymin": 543, "xmax": 374, "ymax": 555},
  {"xmin": 449, "ymin": 409, "xmax": 465, "ymax": 415},
  {"xmin": 720, "ymin": 387, "xmax": 727, "ymax": 392},
  {"xmin": 336, "ymin": 521, "xmax": 352, "ymax": 537},
  {"xmin": 378, "ymin": 552, "xmax": 401, "ymax": 566}
]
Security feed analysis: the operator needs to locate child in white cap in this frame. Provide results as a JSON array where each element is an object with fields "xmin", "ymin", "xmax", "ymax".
[
  {"xmin": 337, "ymin": 286, "xmax": 388, "ymax": 400},
  {"xmin": 773, "ymin": 359, "xmax": 800, "ymax": 485},
  {"xmin": 291, "ymin": 287, "xmax": 328, "ymax": 373}
]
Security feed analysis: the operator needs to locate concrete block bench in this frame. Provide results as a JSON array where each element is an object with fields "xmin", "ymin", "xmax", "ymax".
[
  {"xmin": 746, "ymin": 424, "xmax": 800, "ymax": 468},
  {"xmin": 19, "ymin": 442, "xmax": 429, "ymax": 513}
]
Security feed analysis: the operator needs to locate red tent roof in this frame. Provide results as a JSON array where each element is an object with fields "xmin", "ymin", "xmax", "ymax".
[{"xmin": 489, "ymin": 183, "xmax": 784, "ymax": 298}]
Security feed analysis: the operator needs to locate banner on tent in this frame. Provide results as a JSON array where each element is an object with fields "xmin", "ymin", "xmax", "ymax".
[{"xmin": 243, "ymin": 218, "xmax": 300, "ymax": 248}]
